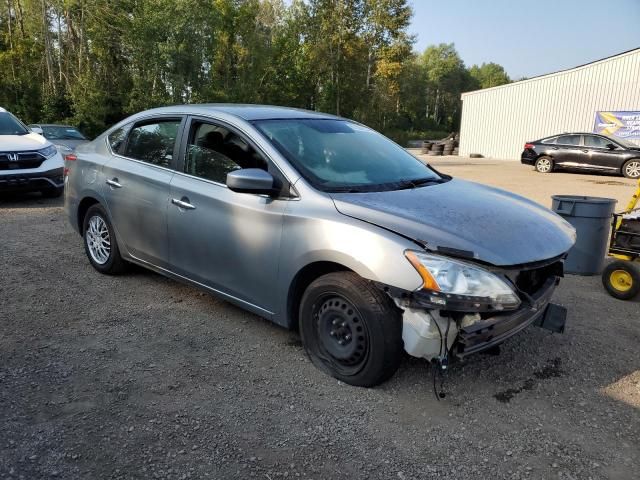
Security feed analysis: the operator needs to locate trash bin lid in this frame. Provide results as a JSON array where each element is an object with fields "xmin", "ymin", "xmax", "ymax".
[{"xmin": 551, "ymin": 195, "xmax": 617, "ymax": 218}]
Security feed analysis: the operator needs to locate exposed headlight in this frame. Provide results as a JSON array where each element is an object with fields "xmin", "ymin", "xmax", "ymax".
[
  {"xmin": 38, "ymin": 145, "xmax": 58, "ymax": 158},
  {"xmin": 405, "ymin": 251, "xmax": 521, "ymax": 311}
]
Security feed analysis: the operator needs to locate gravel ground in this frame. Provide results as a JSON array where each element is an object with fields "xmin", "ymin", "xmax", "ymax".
[{"xmin": 1, "ymin": 161, "xmax": 639, "ymax": 479}]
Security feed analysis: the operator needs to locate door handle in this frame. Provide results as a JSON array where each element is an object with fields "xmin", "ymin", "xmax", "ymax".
[
  {"xmin": 582, "ymin": 149, "xmax": 589, "ymax": 153},
  {"xmin": 106, "ymin": 178, "xmax": 122, "ymax": 188},
  {"xmin": 171, "ymin": 197, "xmax": 196, "ymax": 210},
  {"xmin": 551, "ymin": 147, "xmax": 559, "ymax": 150}
]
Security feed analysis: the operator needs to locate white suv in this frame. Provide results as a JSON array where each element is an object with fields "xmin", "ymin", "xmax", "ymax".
[{"xmin": 0, "ymin": 107, "xmax": 64, "ymax": 197}]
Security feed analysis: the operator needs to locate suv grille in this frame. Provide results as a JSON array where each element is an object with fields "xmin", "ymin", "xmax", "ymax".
[{"xmin": 0, "ymin": 151, "xmax": 46, "ymax": 171}]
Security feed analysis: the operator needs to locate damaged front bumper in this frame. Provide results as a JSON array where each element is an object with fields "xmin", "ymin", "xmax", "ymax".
[{"xmin": 382, "ymin": 261, "xmax": 568, "ymax": 361}]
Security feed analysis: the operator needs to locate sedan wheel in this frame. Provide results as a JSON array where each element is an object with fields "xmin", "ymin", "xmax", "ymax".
[
  {"xmin": 535, "ymin": 156, "xmax": 553, "ymax": 173},
  {"xmin": 299, "ymin": 272, "xmax": 403, "ymax": 387},
  {"xmin": 623, "ymin": 160, "xmax": 640, "ymax": 179},
  {"xmin": 82, "ymin": 204, "xmax": 127, "ymax": 274}
]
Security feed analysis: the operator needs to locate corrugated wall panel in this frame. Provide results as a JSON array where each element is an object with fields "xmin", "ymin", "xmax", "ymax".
[{"xmin": 459, "ymin": 49, "xmax": 640, "ymax": 159}]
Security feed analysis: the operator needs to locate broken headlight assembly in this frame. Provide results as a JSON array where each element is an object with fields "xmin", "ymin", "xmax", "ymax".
[{"xmin": 404, "ymin": 251, "xmax": 521, "ymax": 312}]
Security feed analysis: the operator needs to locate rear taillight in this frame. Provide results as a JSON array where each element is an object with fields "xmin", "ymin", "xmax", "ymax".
[
  {"xmin": 64, "ymin": 153, "xmax": 77, "ymax": 177},
  {"xmin": 524, "ymin": 143, "xmax": 535, "ymax": 149}
]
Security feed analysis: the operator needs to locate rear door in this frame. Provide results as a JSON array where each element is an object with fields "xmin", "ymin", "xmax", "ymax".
[
  {"xmin": 583, "ymin": 134, "xmax": 623, "ymax": 171},
  {"xmin": 167, "ymin": 116, "xmax": 289, "ymax": 315},
  {"xmin": 102, "ymin": 116, "xmax": 185, "ymax": 268},
  {"xmin": 553, "ymin": 134, "xmax": 584, "ymax": 168}
]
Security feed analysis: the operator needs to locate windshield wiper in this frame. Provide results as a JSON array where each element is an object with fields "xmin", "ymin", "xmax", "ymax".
[{"xmin": 395, "ymin": 177, "xmax": 445, "ymax": 190}]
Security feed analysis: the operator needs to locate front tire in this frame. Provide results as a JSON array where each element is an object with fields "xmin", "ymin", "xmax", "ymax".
[
  {"xmin": 535, "ymin": 156, "xmax": 554, "ymax": 173},
  {"xmin": 622, "ymin": 159, "xmax": 640, "ymax": 179},
  {"xmin": 299, "ymin": 272, "xmax": 403, "ymax": 387},
  {"xmin": 602, "ymin": 260, "xmax": 640, "ymax": 300},
  {"xmin": 82, "ymin": 204, "xmax": 127, "ymax": 274}
]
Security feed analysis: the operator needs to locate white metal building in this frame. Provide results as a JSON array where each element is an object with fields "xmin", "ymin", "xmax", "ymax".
[{"xmin": 459, "ymin": 48, "xmax": 640, "ymax": 160}]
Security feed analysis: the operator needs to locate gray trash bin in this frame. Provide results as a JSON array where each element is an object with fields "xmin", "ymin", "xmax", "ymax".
[{"xmin": 551, "ymin": 195, "xmax": 617, "ymax": 275}]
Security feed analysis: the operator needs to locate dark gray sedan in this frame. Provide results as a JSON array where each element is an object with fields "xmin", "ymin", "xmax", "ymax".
[
  {"xmin": 29, "ymin": 123, "xmax": 89, "ymax": 153},
  {"xmin": 521, "ymin": 132, "xmax": 640, "ymax": 178},
  {"xmin": 63, "ymin": 105, "xmax": 576, "ymax": 387}
]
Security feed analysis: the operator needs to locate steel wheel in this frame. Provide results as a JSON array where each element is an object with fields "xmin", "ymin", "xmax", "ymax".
[
  {"xmin": 623, "ymin": 160, "xmax": 640, "ymax": 179},
  {"xmin": 535, "ymin": 157, "xmax": 553, "ymax": 173},
  {"xmin": 85, "ymin": 215, "xmax": 111, "ymax": 265},
  {"xmin": 602, "ymin": 260, "xmax": 640, "ymax": 300},
  {"xmin": 314, "ymin": 295, "xmax": 370, "ymax": 375},
  {"xmin": 299, "ymin": 272, "xmax": 403, "ymax": 387},
  {"xmin": 610, "ymin": 269, "xmax": 633, "ymax": 293}
]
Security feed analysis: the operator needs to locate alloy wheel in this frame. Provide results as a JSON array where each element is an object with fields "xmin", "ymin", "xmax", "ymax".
[
  {"xmin": 86, "ymin": 215, "xmax": 111, "ymax": 265},
  {"xmin": 536, "ymin": 158, "xmax": 552, "ymax": 173},
  {"xmin": 624, "ymin": 161, "xmax": 640, "ymax": 178}
]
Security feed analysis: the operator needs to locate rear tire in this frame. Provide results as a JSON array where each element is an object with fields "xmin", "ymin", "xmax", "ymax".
[
  {"xmin": 82, "ymin": 204, "xmax": 127, "ymax": 275},
  {"xmin": 535, "ymin": 156, "xmax": 554, "ymax": 173},
  {"xmin": 602, "ymin": 260, "xmax": 640, "ymax": 300},
  {"xmin": 299, "ymin": 272, "xmax": 403, "ymax": 387},
  {"xmin": 622, "ymin": 159, "xmax": 640, "ymax": 179}
]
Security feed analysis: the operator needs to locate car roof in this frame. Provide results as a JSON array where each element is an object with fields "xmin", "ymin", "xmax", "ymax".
[
  {"xmin": 0, "ymin": 107, "xmax": 7, "ymax": 113},
  {"xmin": 136, "ymin": 104, "xmax": 341, "ymax": 121}
]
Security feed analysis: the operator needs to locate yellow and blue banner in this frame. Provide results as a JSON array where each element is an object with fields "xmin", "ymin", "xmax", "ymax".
[{"xmin": 593, "ymin": 111, "xmax": 640, "ymax": 139}]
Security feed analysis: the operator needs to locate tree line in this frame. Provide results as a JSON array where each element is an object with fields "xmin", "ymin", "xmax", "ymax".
[{"xmin": 0, "ymin": 0, "xmax": 511, "ymax": 143}]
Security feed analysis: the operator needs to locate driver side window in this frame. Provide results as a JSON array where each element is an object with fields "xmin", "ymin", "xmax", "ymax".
[{"xmin": 184, "ymin": 121, "xmax": 268, "ymax": 184}]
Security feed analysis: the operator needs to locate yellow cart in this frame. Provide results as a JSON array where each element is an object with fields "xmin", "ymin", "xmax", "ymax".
[{"xmin": 602, "ymin": 179, "xmax": 640, "ymax": 300}]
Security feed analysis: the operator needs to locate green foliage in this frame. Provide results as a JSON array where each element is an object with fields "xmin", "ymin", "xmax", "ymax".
[
  {"xmin": 0, "ymin": 0, "xmax": 510, "ymax": 144},
  {"xmin": 469, "ymin": 62, "xmax": 511, "ymax": 89}
]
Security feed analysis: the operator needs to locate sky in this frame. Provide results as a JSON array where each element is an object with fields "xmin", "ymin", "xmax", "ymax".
[{"xmin": 408, "ymin": 0, "xmax": 640, "ymax": 79}]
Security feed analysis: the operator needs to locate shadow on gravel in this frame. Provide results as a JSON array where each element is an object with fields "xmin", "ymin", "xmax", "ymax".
[
  {"xmin": 494, "ymin": 357, "xmax": 563, "ymax": 403},
  {"xmin": 0, "ymin": 191, "xmax": 63, "ymax": 208}
]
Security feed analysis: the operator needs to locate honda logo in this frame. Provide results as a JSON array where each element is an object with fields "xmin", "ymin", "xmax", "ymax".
[{"xmin": 8, "ymin": 153, "xmax": 19, "ymax": 162}]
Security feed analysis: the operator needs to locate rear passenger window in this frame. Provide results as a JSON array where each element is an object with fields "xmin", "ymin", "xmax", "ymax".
[
  {"xmin": 124, "ymin": 119, "xmax": 181, "ymax": 168},
  {"xmin": 541, "ymin": 137, "xmax": 557, "ymax": 144},
  {"xmin": 557, "ymin": 135, "xmax": 581, "ymax": 146}
]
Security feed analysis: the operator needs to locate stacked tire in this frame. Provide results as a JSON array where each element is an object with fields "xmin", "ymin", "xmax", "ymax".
[
  {"xmin": 421, "ymin": 141, "xmax": 433, "ymax": 154},
  {"xmin": 428, "ymin": 143, "xmax": 444, "ymax": 156}
]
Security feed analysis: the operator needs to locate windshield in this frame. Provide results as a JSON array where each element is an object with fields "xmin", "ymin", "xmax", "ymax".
[
  {"xmin": 0, "ymin": 112, "xmax": 29, "ymax": 135},
  {"xmin": 608, "ymin": 135, "xmax": 638, "ymax": 148},
  {"xmin": 41, "ymin": 125, "xmax": 87, "ymax": 140},
  {"xmin": 253, "ymin": 119, "xmax": 442, "ymax": 192}
]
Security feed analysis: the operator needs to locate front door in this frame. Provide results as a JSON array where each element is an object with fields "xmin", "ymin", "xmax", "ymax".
[
  {"xmin": 583, "ymin": 134, "xmax": 623, "ymax": 171},
  {"xmin": 102, "ymin": 117, "xmax": 184, "ymax": 268},
  {"xmin": 167, "ymin": 117, "xmax": 288, "ymax": 315}
]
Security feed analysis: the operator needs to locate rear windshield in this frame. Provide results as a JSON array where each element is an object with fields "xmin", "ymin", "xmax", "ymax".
[{"xmin": 0, "ymin": 112, "xmax": 29, "ymax": 136}]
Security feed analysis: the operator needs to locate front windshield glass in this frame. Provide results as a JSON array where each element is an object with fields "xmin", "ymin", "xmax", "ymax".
[
  {"xmin": 253, "ymin": 119, "xmax": 442, "ymax": 192},
  {"xmin": 608, "ymin": 136, "xmax": 637, "ymax": 148},
  {"xmin": 0, "ymin": 112, "xmax": 29, "ymax": 135},
  {"xmin": 42, "ymin": 125, "xmax": 87, "ymax": 140}
]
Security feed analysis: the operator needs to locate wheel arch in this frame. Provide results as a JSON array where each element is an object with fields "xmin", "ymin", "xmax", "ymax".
[
  {"xmin": 77, "ymin": 196, "xmax": 101, "ymax": 234},
  {"xmin": 286, "ymin": 261, "xmax": 353, "ymax": 331}
]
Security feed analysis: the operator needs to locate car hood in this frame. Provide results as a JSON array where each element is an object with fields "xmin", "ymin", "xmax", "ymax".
[
  {"xmin": 0, "ymin": 132, "xmax": 49, "ymax": 151},
  {"xmin": 330, "ymin": 178, "xmax": 576, "ymax": 266},
  {"xmin": 50, "ymin": 139, "xmax": 89, "ymax": 150}
]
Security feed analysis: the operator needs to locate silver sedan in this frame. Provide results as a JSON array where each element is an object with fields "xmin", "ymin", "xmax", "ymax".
[{"xmin": 64, "ymin": 105, "xmax": 575, "ymax": 387}]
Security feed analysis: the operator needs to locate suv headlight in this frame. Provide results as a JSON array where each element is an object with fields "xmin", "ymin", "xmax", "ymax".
[
  {"xmin": 38, "ymin": 145, "xmax": 58, "ymax": 158},
  {"xmin": 405, "ymin": 251, "xmax": 521, "ymax": 311}
]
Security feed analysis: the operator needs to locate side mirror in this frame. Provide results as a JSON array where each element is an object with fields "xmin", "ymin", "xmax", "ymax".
[
  {"xmin": 606, "ymin": 143, "xmax": 617, "ymax": 150},
  {"xmin": 30, "ymin": 127, "xmax": 43, "ymax": 135},
  {"xmin": 226, "ymin": 168, "xmax": 275, "ymax": 195}
]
